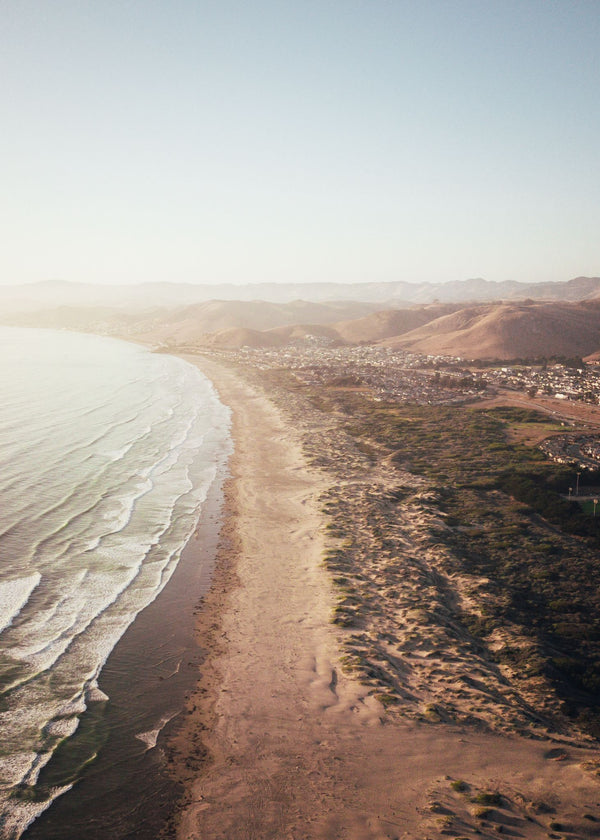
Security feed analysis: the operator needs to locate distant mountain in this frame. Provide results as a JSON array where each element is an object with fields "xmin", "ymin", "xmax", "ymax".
[
  {"xmin": 518, "ymin": 276, "xmax": 600, "ymax": 302},
  {"xmin": 2, "ymin": 275, "xmax": 600, "ymax": 312}
]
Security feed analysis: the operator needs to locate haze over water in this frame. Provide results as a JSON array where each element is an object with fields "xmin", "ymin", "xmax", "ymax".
[{"xmin": 0, "ymin": 328, "xmax": 230, "ymax": 839}]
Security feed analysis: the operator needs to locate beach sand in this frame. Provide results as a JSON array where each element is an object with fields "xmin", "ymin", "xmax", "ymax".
[{"xmin": 170, "ymin": 356, "xmax": 600, "ymax": 840}]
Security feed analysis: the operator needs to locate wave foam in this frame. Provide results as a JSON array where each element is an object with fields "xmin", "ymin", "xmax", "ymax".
[
  {"xmin": 135, "ymin": 712, "xmax": 178, "ymax": 751},
  {"xmin": 0, "ymin": 573, "xmax": 41, "ymax": 635}
]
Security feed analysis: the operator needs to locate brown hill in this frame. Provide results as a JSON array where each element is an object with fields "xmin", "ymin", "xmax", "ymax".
[
  {"xmin": 127, "ymin": 299, "xmax": 382, "ymax": 345},
  {"xmin": 266, "ymin": 324, "xmax": 342, "ymax": 343},
  {"xmin": 175, "ymin": 299, "xmax": 380, "ymax": 331},
  {"xmin": 194, "ymin": 305, "xmax": 462, "ymax": 349},
  {"xmin": 199, "ymin": 327, "xmax": 286, "ymax": 349},
  {"xmin": 4, "ymin": 298, "xmax": 383, "ymax": 339},
  {"xmin": 332, "ymin": 304, "xmax": 462, "ymax": 344},
  {"xmin": 382, "ymin": 300, "xmax": 600, "ymax": 359}
]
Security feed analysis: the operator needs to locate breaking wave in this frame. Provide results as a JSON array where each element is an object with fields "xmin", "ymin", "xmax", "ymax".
[{"xmin": 0, "ymin": 328, "xmax": 231, "ymax": 839}]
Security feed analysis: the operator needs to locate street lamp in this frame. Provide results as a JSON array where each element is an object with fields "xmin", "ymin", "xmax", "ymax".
[
  {"xmin": 569, "ymin": 487, "xmax": 573, "ymax": 498},
  {"xmin": 594, "ymin": 498, "xmax": 598, "ymax": 518},
  {"xmin": 576, "ymin": 471, "xmax": 581, "ymax": 496}
]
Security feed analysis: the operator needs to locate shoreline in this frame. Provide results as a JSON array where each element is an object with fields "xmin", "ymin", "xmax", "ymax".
[
  {"xmin": 22, "ymin": 336, "xmax": 600, "ymax": 839},
  {"xmin": 170, "ymin": 354, "xmax": 600, "ymax": 840},
  {"xmin": 23, "ymin": 396, "xmax": 229, "ymax": 840}
]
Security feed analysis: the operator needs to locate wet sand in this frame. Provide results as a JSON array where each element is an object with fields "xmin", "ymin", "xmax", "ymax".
[{"xmin": 170, "ymin": 356, "xmax": 600, "ymax": 840}]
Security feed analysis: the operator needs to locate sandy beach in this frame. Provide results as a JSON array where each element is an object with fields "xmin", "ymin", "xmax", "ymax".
[{"xmin": 169, "ymin": 356, "xmax": 600, "ymax": 840}]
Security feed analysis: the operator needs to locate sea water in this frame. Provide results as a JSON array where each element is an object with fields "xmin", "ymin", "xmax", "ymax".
[{"xmin": 0, "ymin": 327, "xmax": 231, "ymax": 839}]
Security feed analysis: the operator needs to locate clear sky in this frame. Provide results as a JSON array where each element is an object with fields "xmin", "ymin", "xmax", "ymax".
[{"xmin": 1, "ymin": 0, "xmax": 599, "ymax": 286}]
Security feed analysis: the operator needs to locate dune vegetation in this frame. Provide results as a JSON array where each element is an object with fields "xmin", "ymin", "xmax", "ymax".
[{"xmin": 259, "ymin": 365, "xmax": 600, "ymax": 737}]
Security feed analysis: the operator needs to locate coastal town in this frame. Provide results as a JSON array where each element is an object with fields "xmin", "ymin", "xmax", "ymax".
[
  {"xmin": 175, "ymin": 342, "xmax": 600, "ymax": 479},
  {"xmin": 164, "ymin": 339, "xmax": 600, "ymax": 407}
]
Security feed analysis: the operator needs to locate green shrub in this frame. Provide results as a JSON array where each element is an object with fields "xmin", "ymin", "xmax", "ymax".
[
  {"xmin": 472, "ymin": 791, "xmax": 502, "ymax": 807},
  {"xmin": 450, "ymin": 779, "xmax": 469, "ymax": 792}
]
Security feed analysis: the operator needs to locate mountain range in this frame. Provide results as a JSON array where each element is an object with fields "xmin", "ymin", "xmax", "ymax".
[
  {"xmin": 3, "ymin": 277, "xmax": 600, "ymax": 360},
  {"xmin": 3, "ymin": 275, "xmax": 600, "ymax": 310}
]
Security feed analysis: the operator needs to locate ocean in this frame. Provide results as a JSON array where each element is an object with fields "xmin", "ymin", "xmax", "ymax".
[{"xmin": 0, "ymin": 327, "xmax": 231, "ymax": 839}]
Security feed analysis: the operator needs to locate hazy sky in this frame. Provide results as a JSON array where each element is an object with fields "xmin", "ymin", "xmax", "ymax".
[{"xmin": 1, "ymin": 0, "xmax": 599, "ymax": 286}]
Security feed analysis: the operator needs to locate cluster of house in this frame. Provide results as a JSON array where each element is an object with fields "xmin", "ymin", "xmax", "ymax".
[
  {"xmin": 224, "ymin": 344, "xmax": 600, "ymax": 407},
  {"xmin": 538, "ymin": 435, "xmax": 600, "ymax": 471},
  {"xmin": 484, "ymin": 363, "xmax": 600, "ymax": 403}
]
